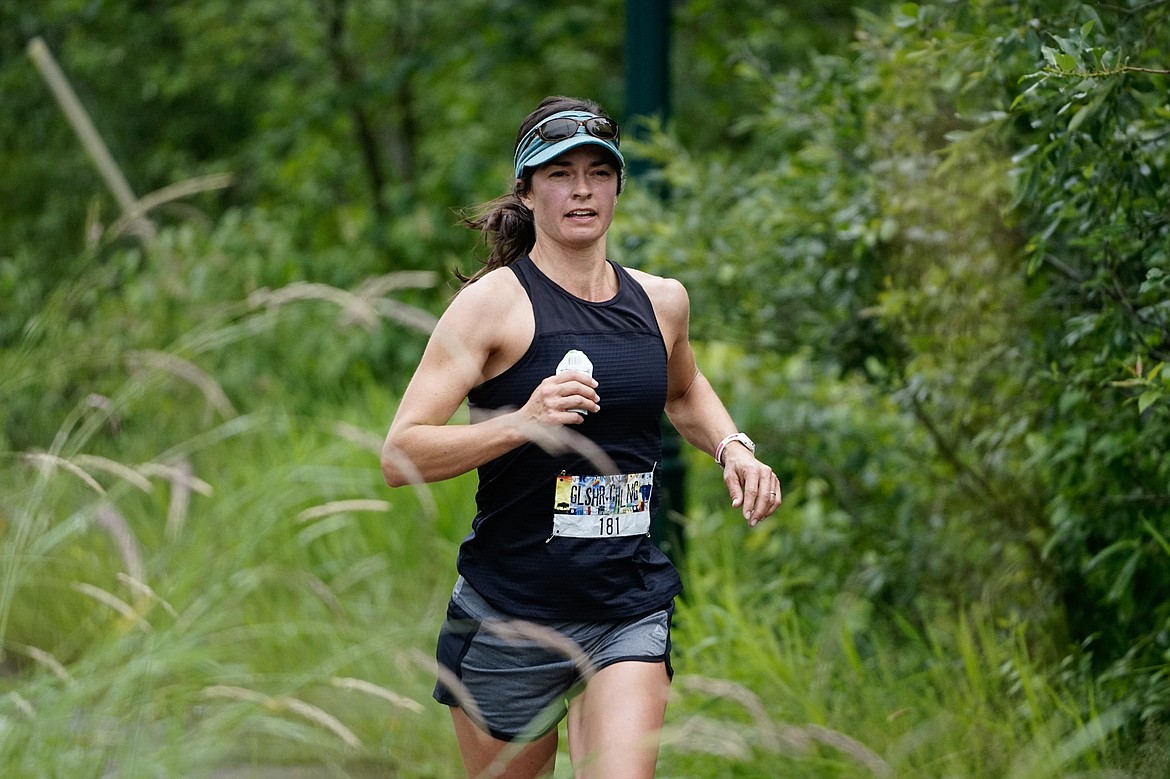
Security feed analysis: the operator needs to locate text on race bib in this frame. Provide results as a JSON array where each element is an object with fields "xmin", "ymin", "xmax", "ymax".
[{"xmin": 551, "ymin": 471, "xmax": 654, "ymax": 539}]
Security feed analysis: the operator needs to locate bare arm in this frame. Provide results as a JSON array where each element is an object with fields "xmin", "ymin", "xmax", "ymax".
[
  {"xmin": 631, "ymin": 270, "xmax": 782, "ymax": 526},
  {"xmin": 381, "ymin": 271, "xmax": 600, "ymax": 487}
]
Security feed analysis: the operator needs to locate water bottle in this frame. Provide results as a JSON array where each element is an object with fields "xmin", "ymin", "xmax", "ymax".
[{"xmin": 556, "ymin": 349, "xmax": 593, "ymax": 416}]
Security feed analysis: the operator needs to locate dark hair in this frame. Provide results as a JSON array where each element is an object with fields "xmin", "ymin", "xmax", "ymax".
[{"xmin": 457, "ymin": 95, "xmax": 618, "ymax": 286}]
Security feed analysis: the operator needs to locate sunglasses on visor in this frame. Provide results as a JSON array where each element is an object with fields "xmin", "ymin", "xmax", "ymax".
[{"xmin": 520, "ymin": 116, "xmax": 620, "ymax": 150}]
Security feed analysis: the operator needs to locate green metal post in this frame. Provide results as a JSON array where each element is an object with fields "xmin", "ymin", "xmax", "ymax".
[
  {"xmin": 625, "ymin": 0, "xmax": 671, "ymax": 173},
  {"xmin": 626, "ymin": 1, "xmax": 685, "ymax": 562}
]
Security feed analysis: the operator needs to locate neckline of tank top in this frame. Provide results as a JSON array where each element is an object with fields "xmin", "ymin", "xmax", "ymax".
[{"xmin": 523, "ymin": 255, "xmax": 626, "ymax": 307}]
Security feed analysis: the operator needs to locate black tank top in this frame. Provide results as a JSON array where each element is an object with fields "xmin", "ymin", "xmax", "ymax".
[{"xmin": 457, "ymin": 256, "xmax": 683, "ymax": 620}]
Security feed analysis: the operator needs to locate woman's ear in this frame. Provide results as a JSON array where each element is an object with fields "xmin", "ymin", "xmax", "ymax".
[{"xmin": 516, "ymin": 179, "xmax": 534, "ymax": 210}]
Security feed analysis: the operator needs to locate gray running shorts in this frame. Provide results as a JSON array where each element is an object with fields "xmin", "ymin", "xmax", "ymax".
[{"xmin": 433, "ymin": 576, "xmax": 674, "ymax": 741}]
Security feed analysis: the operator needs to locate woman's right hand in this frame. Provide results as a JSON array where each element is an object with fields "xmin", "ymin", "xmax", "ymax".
[{"xmin": 519, "ymin": 371, "xmax": 600, "ymax": 425}]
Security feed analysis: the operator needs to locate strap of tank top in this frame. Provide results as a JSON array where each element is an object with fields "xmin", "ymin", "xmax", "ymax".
[{"xmin": 507, "ymin": 257, "xmax": 545, "ymax": 336}]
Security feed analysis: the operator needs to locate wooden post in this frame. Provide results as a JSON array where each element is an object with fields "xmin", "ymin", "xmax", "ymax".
[{"xmin": 27, "ymin": 36, "xmax": 154, "ymax": 239}]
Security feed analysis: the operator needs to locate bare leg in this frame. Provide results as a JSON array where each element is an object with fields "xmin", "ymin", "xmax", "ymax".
[
  {"xmin": 449, "ymin": 706, "xmax": 558, "ymax": 779},
  {"xmin": 566, "ymin": 661, "xmax": 670, "ymax": 779}
]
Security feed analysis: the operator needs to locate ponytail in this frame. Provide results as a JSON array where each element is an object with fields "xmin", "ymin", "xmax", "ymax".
[{"xmin": 455, "ymin": 182, "xmax": 534, "ymax": 287}]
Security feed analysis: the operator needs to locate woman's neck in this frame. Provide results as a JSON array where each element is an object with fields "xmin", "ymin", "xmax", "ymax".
[{"xmin": 529, "ymin": 242, "xmax": 616, "ymax": 302}]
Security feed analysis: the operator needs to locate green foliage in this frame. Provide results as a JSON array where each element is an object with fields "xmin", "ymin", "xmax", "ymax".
[
  {"xmin": 659, "ymin": 481, "xmax": 1141, "ymax": 778},
  {"xmin": 0, "ymin": 396, "xmax": 467, "ymax": 776},
  {"xmin": 0, "ymin": 210, "xmax": 438, "ymax": 454},
  {"xmin": 1010, "ymin": 5, "xmax": 1170, "ymax": 690},
  {"xmin": 617, "ymin": 0, "xmax": 1170, "ymax": 735},
  {"xmin": 3, "ymin": 0, "xmax": 1170, "ymax": 773},
  {"xmin": 0, "ymin": 213, "xmax": 463, "ymax": 771},
  {"xmin": 0, "ymin": 0, "xmax": 633, "ymax": 349},
  {"xmin": 0, "ymin": 360, "xmax": 1145, "ymax": 775}
]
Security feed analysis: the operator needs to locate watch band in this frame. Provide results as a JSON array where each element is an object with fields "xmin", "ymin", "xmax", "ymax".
[{"xmin": 715, "ymin": 432, "xmax": 755, "ymax": 467}]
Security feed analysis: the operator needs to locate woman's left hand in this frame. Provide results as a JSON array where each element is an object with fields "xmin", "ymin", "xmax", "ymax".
[{"xmin": 721, "ymin": 447, "xmax": 782, "ymax": 527}]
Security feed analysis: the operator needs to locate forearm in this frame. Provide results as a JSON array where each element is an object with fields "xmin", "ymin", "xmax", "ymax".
[
  {"xmin": 381, "ymin": 412, "xmax": 529, "ymax": 486},
  {"xmin": 665, "ymin": 369, "xmax": 780, "ymax": 525},
  {"xmin": 663, "ymin": 371, "xmax": 738, "ymax": 459}
]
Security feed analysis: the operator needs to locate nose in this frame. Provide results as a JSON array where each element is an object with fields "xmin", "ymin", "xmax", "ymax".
[{"xmin": 572, "ymin": 174, "xmax": 593, "ymax": 198}]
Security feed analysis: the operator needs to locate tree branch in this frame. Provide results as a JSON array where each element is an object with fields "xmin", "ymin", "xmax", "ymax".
[
  {"xmin": 1044, "ymin": 64, "xmax": 1170, "ymax": 78},
  {"xmin": 318, "ymin": 0, "xmax": 388, "ymax": 219},
  {"xmin": 905, "ymin": 392, "xmax": 1051, "ymax": 576}
]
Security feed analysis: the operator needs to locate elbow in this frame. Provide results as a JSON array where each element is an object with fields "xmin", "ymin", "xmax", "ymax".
[
  {"xmin": 380, "ymin": 436, "xmax": 408, "ymax": 488},
  {"xmin": 381, "ymin": 433, "xmax": 422, "ymax": 488},
  {"xmin": 664, "ymin": 393, "xmax": 691, "ymax": 425},
  {"xmin": 381, "ymin": 460, "xmax": 407, "ymax": 489}
]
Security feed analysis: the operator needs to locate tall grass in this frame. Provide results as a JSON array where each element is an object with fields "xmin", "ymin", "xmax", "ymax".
[
  {"xmin": 656, "ymin": 495, "xmax": 1139, "ymax": 778},
  {"xmin": 0, "ymin": 263, "xmax": 1151, "ymax": 777},
  {"xmin": 1, "ymin": 267, "xmax": 463, "ymax": 776},
  {"xmin": 0, "ymin": 389, "xmax": 466, "ymax": 776},
  {"xmin": 0, "ymin": 408, "xmax": 1140, "ymax": 776}
]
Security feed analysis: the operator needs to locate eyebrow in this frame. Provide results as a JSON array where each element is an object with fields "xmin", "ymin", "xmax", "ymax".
[{"xmin": 547, "ymin": 158, "xmax": 614, "ymax": 169}]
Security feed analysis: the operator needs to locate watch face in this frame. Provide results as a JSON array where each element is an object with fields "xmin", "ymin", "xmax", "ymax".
[{"xmin": 731, "ymin": 433, "xmax": 754, "ymax": 452}]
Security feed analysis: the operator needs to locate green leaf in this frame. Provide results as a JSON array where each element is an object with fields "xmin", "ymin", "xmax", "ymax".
[
  {"xmin": 1085, "ymin": 539, "xmax": 1137, "ymax": 574},
  {"xmin": 1144, "ymin": 520, "xmax": 1170, "ymax": 560},
  {"xmin": 1106, "ymin": 549, "xmax": 1141, "ymax": 603},
  {"xmin": 895, "ymin": 3, "xmax": 920, "ymax": 28},
  {"xmin": 1138, "ymin": 390, "xmax": 1160, "ymax": 413},
  {"xmin": 1053, "ymin": 34, "xmax": 1082, "ymax": 59},
  {"xmin": 1068, "ymin": 85, "xmax": 1110, "ymax": 133}
]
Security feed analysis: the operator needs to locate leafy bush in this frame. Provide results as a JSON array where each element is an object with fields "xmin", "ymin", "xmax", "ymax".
[{"xmin": 615, "ymin": 0, "xmax": 1170, "ymax": 731}]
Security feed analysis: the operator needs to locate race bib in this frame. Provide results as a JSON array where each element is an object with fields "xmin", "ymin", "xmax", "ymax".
[{"xmin": 551, "ymin": 471, "xmax": 654, "ymax": 539}]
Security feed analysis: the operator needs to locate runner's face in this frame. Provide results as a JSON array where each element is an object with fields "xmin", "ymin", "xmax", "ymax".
[{"xmin": 521, "ymin": 146, "xmax": 618, "ymax": 250}]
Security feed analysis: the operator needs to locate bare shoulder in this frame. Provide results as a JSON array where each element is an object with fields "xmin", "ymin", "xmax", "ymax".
[
  {"xmin": 449, "ymin": 266, "xmax": 526, "ymax": 315},
  {"xmin": 440, "ymin": 265, "xmax": 533, "ymax": 381},
  {"xmin": 625, "ymin": 266, "xmax": 690, "ymax": 326},
  {"xmin": 441, "ymin": 266, "xmax": 528, "ymax": 338}
]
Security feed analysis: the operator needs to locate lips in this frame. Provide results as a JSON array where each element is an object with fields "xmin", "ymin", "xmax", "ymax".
[{"xmin": 566, "ymin": 209, "xmax": 596, "ymax": 218}]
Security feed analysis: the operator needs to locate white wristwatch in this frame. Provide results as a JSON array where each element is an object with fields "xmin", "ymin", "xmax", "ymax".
[{"xmin": 715, "ymin": 432, "xmax": 755, "ymax": 467}]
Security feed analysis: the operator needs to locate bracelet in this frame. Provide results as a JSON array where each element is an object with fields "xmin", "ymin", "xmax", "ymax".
[{"xmin": 715, "ymin": 432, "xmax": 756, "ymax": 467}]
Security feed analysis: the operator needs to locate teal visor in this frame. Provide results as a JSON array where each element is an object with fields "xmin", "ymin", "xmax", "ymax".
[{"xmin": 513, "ymin": 110, "xmax": 624, "ymax": 179}]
